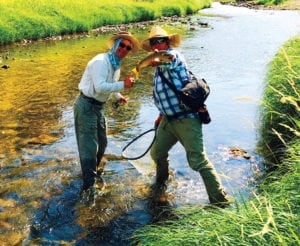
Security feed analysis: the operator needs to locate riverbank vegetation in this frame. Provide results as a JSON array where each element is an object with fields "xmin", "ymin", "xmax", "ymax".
[
  {"xmin": 219, "ymin": 0, "xmax": 300, "ymax": 10},
  {"xmin": 254, "ymin": 0, "xmax": 287, "ymax": 6},
  {"xmin": 133, "ymin": 37, "xmax": 300, "ymax": 245},
  {"xmin": 258, "ymin": 38, "xmax": 300, "ymax": 169},
  {"xmin": 0, "ymin": 0, "xmax": 210, "ymax": 45}
]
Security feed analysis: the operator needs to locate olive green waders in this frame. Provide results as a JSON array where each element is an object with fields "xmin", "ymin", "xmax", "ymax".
[
  {"xmin": 74, "ymin": 94, "xmax": 107, "ymax": 190},
  {"xmin": 150, "ymin": 117, "xmax": 230, "ymax": 206}
]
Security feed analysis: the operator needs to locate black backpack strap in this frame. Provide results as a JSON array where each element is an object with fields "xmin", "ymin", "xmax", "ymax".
[
  {"xmin": 157, "ymin": 68, "xmax": 180, "ymax": 97},
  {"xmin": 157, "ymin": 68, "xmax": 193, "ymax": 119}
]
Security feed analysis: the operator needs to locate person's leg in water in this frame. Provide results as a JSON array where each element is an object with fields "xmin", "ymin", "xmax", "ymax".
[
  {"xmin": 74, "ymin": 96, "xmax": 105, "ymax": 192},
  {"xmin": 173, "ymin": 118, "xmax": 232, "ymax": 207},
  {"xmin": 150, "ymin": 118, "xmax": 177, "ymax": 190}
]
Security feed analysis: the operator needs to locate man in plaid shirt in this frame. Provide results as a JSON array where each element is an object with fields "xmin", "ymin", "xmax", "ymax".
[{"xmin": 142, "ymin": 26, "xmax": 232, "ymax": 208}]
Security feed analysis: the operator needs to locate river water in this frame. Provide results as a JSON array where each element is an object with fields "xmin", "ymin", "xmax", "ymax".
[{"xmin": 0, "ymin": 3, "xmax": 299, "ymax": 245}]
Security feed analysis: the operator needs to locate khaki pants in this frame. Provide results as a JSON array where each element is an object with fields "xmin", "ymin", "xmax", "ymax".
[{"xmin": 150, "ymin": 117, "xmax": 228, "ymax": 202}]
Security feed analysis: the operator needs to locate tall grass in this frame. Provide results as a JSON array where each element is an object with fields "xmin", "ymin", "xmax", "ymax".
[
  {"xmin": 132, "ymin": 37, "xmax": 300, "ymax": 246},
  {"xmin": 0, "ymin": 0, "xmax": 210, "ymax": 45},
  {"xmin": 258, "ymin": 37, "xmax": 300, "ymax": 168},
  {"xmin": 255, "ymin": 0, "xmax": 288, "ymax": 6}
]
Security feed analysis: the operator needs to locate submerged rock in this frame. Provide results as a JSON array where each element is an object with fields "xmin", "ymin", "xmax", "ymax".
[{"xmin": 228, "ymin": 147, "xmax": 251, "ymax": 159}]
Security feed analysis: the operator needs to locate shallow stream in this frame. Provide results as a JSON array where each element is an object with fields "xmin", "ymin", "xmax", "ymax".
[{"xmin": 0, "ymin": 3, "xmax": 299, "ymax": 245}]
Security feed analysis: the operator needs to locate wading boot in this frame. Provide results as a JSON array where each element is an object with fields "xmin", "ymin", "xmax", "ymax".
[
  {"xmin": 199, "ymin": 166, "xmax": 233, "ymax": 208},
  {"xmin": 209, "ymin": 192, "xmax": 233, "ymax": 208},
  {"xmin": 150, "ymin": 160, "xmax": 169, "ymax": 199}
]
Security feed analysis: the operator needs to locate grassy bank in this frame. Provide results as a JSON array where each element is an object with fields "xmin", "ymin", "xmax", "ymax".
[
  {"xmin": 258, "ymin": 37, "xmax": 300, "ymax": 168},
  {"xmin": 255, "ymin": 0, "xmax": 287, "ymax": 5},
  {"xmin": 132, "ymin": 37, "xmax": 300, "ymax": 245},
  {"xmin": 0, "ymin": 0, "xmax": 210, "ymax": 45},
  {"xmin": 218, "ymin": 0, "xmax": 300, "ymax": 10}
]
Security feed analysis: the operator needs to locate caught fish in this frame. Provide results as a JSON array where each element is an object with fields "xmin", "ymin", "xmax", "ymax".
[{"xmin": 132, "ymin": 50, "xmax": 173, "ymax": 79}]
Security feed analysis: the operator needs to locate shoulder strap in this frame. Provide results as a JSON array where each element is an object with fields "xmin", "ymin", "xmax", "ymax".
[
  {"xmin": 157, "ymin": 68, "xmax": 180, "ymax": 97},
  {"xmin": 157, "ymin": 68, "xmax": 193, "ymax": 117}
]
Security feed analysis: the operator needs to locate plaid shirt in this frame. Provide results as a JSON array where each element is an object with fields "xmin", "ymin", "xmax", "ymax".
[{"xmin": 153, "ymin": 48, "xmax": 198, "ymax": 119}]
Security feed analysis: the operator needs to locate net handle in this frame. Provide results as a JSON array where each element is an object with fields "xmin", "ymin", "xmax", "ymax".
[{"xmin": 121, "ymin": 128, "xmax": 156, "ymax": 160}]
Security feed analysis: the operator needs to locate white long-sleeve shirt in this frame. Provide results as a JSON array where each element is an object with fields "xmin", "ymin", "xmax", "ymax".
[{"xmin": 78, "ymin": 53, "xmax": 124, "ymax": 102}]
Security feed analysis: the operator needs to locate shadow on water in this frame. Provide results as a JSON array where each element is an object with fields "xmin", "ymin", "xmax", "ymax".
[
  {"xmin": 23, "ymin": 161, "xmax": 175, "ymax": 245},
  {"xmin": 0, "ymin": 3, "xmax": 299, "ymax": 244},
  {"xmin": 23, "ymin": 163, "xmax": 146, "ymax": 244},
  {"xmin": 23, "ymin": 164, "xmax": 184, "ymax": 245}
]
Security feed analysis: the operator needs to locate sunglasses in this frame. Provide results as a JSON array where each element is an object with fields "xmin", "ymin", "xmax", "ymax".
[
  {"xmin": 119, "ymin": 42, "xmax": 132, "ymax": 51},
  {"xmin": 149, "ymin": 38, "xmax": 167, "ymax": 46}
]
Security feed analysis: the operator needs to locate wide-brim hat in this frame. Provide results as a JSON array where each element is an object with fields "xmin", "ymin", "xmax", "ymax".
[
  {"xmin": 141, "ymin": 26, "xmax": 181, "ymax": 52},
  {"xmin": 108, "ymin": 31, "xmax": 139, "ymax": 53}
]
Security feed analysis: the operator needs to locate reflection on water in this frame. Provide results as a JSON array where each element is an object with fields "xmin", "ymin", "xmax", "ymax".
[{"xmin": 0, "ymin": 3, "xmax": 299, "ymax": 244}]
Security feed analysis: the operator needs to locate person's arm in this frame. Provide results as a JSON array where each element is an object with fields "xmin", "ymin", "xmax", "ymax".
[{"xmin": 90, "ymin": 59, "xmax": 124, "ymax": 93}]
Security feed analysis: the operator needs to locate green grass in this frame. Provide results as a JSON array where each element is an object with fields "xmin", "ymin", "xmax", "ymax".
[
  {"xmin": 217, "ymin": 0, "xmax": 289, "ymax": 6},
  {"xmin": 255, "ymin": 0, "xmax": 288, "ymax": 6},
  {"xmin": 0, "ymin": 0, "xmax": 211, "ymax": 45},
  {"xmin": 132, "ymin": 37, "xmax": 300, "ymax": 246},
  {"xmin": 258, "ymin": 37, "xmax": 300, "ymax": 168}
]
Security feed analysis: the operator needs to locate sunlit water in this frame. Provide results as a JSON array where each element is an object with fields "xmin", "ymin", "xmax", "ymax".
[{"xmin": 0, "ymin": 3, "xmax": 299, "ymax": 244}]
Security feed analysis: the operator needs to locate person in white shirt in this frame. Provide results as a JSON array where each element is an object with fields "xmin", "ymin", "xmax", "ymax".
[{"xmin": 74, "ymin": 31, "xmax": 139, "ymax": 195}]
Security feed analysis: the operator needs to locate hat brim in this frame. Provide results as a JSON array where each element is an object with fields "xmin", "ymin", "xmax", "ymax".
[
  {"xmin": 141, "ymin": 33, "xmax": 181, "ymax": 52},
  {"xmin": 108, "ymin": 33, "xmax": 139, "ymax": 53}
]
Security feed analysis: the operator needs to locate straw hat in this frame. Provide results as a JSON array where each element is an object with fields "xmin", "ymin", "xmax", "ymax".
[
  {"xmin": 141, "ymin": 26, "xmax": 181, "ymax": 52},
  {"xmin": 108, "ymin": 31, "xmax": 139, "ymax": 53}
]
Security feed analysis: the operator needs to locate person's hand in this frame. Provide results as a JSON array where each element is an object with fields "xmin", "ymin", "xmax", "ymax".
[
  {"xmin": 124, "ymin": 74, "xmax": 135, "ymax": 88},
  {"xmin": 154, "ymin": 114, "xmax": 163, "ymax": 128},
  {"xmin": 112, "ymin": 94, "xmax": 128, "ymax": 109},
  {"xmin": 119, "ymin": 95, "xmax": 128, "ymax": 104}
]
